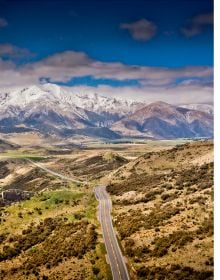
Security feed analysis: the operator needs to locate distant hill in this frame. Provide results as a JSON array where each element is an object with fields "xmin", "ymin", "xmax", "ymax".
[{"xmin": 0, "ymin": 138, "xmax": 18, "ymax": 152}]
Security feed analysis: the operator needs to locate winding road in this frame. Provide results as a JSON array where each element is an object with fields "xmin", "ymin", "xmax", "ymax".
[
  {"xmin": 26, "ymin": 159, "xmax": 129, "ymax": 279},
  {"xmin": 26, "ymin": 158, "xmax": 84, "ymax": 185},
  {"xmin": 95, "ymin": 186, "xmax": 130, "ymax": 280}
]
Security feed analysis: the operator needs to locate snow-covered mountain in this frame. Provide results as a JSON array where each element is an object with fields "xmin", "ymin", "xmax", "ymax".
[
  {"xmin": 0, "ymin": 83, "xmax": 142, "ymax": 116},
  {"xmin": 180, "ymin": 103, "xmax": 213, "ymax": 116},
  {"xmin": 0, "ymin": 84, "xmax": 213, "ymax": 139},
  {"xmin": 111, "ymin": 101, "xmax": 213, "ymax": 139},
  {"xmin": 0, "ymin": 84, "xmax": 144, "ymax": 138}
]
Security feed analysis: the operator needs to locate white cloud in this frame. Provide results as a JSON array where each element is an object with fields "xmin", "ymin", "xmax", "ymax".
[
  {"xmin": 0, "ymin": 43, "xmax": 34, "ymax": 59},
  {"xmin": 120, "ymin": 18, "xmax": 157, "ymax": 41},
  {"xmin": 17, "ymin": 50, "xmax": 212, "ymax": 84},
  {"xmin": 64, "ymin": 83, "xmax": 213, "ymax": 105},
  {"xmin": 0, "ymin": 49, "xmax": 213, "ymax": 104},
  {"xmin": 181, "ymin": 12, "xmax": 213, "ymax": 37}
]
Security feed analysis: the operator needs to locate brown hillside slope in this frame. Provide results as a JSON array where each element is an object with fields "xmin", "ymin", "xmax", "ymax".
[{"xmin": 106, "ymin": 141, "xmax": 213, "ymax": 280}]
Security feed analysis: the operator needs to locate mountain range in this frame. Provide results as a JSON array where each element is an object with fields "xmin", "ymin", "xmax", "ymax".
[{"xmin": 0, "ymin": 84, "xmax": 213, "ymax": 140}]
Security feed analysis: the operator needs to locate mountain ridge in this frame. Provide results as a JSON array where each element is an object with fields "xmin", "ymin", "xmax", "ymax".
[
  {"xmin": 0, "ymin": 84, "xmax": 213, "ymax": 139},
  {"xmin": 111, "ymin": 101, "xmax": 213, "ymax": 139}
]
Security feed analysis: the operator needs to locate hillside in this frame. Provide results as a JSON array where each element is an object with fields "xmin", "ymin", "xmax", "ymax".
[
  {"xmin": 0, "ymin": 157, "xmax": 111, "ymax": 280},
  {"xmin": 0, "ymin": 139, "xmax": 18, "ymax": 152},
  {"xmin": 106, "ymin": 141, "xmax": 213, "ymax": 279},
  {"xmin": 42, "ymin": 151, "xmax": 128, "ymax": 181}
]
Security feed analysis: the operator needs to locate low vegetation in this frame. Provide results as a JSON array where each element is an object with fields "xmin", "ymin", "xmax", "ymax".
[
  {"xmin": 0, "ymin": 188, "xmax": 111, "ymax": 279},
  {"xmin": 0, "ymin": 140, "xmax": 213, "ymax": 279},
  {"xmin": 107, "ymin": 141, "xmax": 213, "ymax": 279},
  {"xmin": 51, "ymin": 151, "xmax": 128, "ymax": 181},
  {"xmin": 1, "ymin": 218, "xmax": 97, "ymax": 278}
]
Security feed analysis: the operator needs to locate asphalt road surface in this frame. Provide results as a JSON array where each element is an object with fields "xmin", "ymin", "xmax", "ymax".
[{"xmin": 95, "ymin": 186, "xmax": 130, "ymax": 280}]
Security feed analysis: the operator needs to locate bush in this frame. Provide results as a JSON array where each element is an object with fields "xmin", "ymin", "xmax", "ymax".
[
  {"xmin": 92, "ymin": 266, "xmax": 100, "ymax": 275},
  {"xmin": 136, "ymin": 265, "xmax": 213, "ymax": 280},
  {"xmin": 115, "ymin": 205, "xmax": 182, "ymax": 239},
  {"xmin": 151, "ymin": 231, "xmax": 194, "ymax": 258},
  {"xmin": 161, "ymin": 193, "xmax": 170, "ymax": 201}
]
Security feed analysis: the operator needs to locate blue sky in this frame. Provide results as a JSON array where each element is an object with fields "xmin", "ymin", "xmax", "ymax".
[
  {"xmin": 0, "ymin": 0, "xmax": 213, "ymax": 66},
  {"xmin": 0, "ymin": 0, "xmax": 213, "ymax": 104}
]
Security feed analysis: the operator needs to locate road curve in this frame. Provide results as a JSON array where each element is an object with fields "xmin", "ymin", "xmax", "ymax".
[
  {"xmin": 95, "ymin": 186, "xmax": 130, "ymax": 280},
  {"xmin": 26, "ymin": 159, "xmax": 85, "ymax": 185}
]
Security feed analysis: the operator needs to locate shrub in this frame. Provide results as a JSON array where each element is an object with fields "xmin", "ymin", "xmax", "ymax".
[
  {"xmin": 136, "ymin": 265, "xmax": 213, "ymax": 280},
  {"xmin": 151, "ymin": 231, "xmax": 194, "ymax": 258},
  {"xmin": 92, "ymin": 266, "xmax": 100, "ymax": 275}
]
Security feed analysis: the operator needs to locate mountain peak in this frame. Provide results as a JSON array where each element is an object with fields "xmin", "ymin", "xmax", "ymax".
[
  {"xmin": 41, "ymin": 83, "xmax": 61, "ymax": 92},
  {"xmin": 130, "ymin": 100, "xmax": 176, "ymax": 119},
  {"xmin": 145, "ymin": 101, "xmax": 175, "ymax": 109},
  {"xmin": 149, "ymin": 101, "xmax": 170, "ymax": 106}
]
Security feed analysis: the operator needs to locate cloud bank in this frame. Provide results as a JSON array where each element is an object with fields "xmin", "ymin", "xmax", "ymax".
[{"xmin": 0, "ymin": 49, "xmax": 213, "ymax": 105}]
